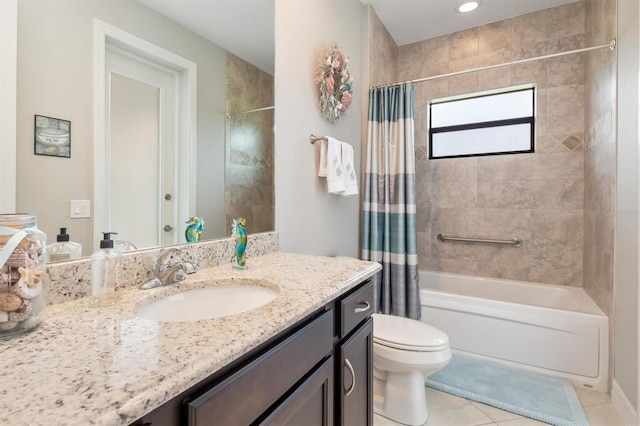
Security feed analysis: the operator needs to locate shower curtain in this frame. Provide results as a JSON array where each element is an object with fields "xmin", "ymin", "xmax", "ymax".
[{"xmin": 362, "ymin": 83, "xmax": 420, "ymax": 319}]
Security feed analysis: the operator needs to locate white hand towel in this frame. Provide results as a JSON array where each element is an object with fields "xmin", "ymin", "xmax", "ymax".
[
  {"xmin": 324, "ymin": 137, "xmax": 346, "ymax": 194},
  {"xmin": 340, "ymin": 142, "xmax": 358, "ymax": 196},
  {"xmin": 318, "ymin": 139, "xmax": 328, "ymax": 177}
]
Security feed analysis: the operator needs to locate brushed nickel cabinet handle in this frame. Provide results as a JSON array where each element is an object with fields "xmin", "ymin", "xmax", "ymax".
[
  {"xmin": 344, "ymin": 358, "xmax": 356, "ymax": 397},
  {"xmin": 354, "ymin": 301, "xmax": 371, "ymax": 314}
]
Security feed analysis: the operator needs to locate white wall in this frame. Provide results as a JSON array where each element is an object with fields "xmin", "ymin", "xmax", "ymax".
[
  {"xmin": 274, "ymin": 0, "xmax": 364, "ymax": 257},
  {"xmin": 0, "ymin": 0, "xmax": 17, "ymax": 213},
  {"xmin": 615, "ymin": 0, "xmax": 639, "ymax": 412}
]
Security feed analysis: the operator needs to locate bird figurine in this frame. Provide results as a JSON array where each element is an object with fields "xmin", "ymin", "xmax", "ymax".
[
  {"xmin": 231, "ymin": 217, "xmax": 247, "ymax": 269},
  {"xmin": 185, "ymin": 216, "xmax": 204, "ymax": 243}
]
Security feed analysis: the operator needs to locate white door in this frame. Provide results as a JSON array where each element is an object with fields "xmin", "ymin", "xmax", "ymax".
[{"xmin": 106, "ymin": 47, "xmax": 178, "ymax": 248}]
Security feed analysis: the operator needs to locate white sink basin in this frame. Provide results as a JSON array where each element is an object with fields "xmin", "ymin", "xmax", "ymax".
[{"xmin": 136, "ymin": 284, "xmax": 279, "ymax": 322}]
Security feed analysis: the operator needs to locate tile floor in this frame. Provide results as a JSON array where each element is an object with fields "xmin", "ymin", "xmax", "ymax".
[{"xmin": 373, "ymin": 386, "xmax": 629, "ymax": 426}]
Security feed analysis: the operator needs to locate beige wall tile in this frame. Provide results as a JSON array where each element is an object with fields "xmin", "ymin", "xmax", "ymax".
[
  {"xmin": 448, "ymin": 72, "xmax": 479, "ymax": 96},
  {"xmin": 398, "ymin": 42, "xmax": 422, "ymax": 81},
  {"xmin": 531, "ymin": 152, "xmax": 584, "ymax": 180},
  {"xmin": 431, "ymin": 157, "xmax": 477, "ymax": 182},
  {"xmin": 476, "ymin": 263, "xmax": 529, "ymax": 281},
  {"xmin": 531, "ymin": 178, "xmax": 584, "ymax": 210},
  {"xmin": 432, "ymin": 181, "xmax": 477, "ymax": 208},
  {"xmin": 535, "ymin": 88, "xmax": 548, "ymax": 138},
  {"xmin": 449, "ymin": 56, "xmax": 478, "ymax": 73},
  {"xmin": 547, "ymin": 85, "xmax": 585, "ymax": 134},
  {"xmin": 477, "ymin": 181, "xmax": 532, "ymax": 209},
  {"xmin": 432, "ymin": 207, "xmax": 477, "ymax": 235},
  {"xmin": 476, "ymin": 241, "xmax": 531, "ymax": 267},
  {"xmin": 531, "ymin": 209, "xmax": 584, "ymax": 241},
  {"xmin": 547, "ymin": 34, "xmax": 587, "ymax": 55},
  {"xmin": 477, "ymin": 208, "xmax": 532, "ymax": 238},
  {"xmin": 422, "ymin": 35, "xmax": 450, "ymax": 64},
  {"xmin": 529, "ymin": 265, "xmax": 583, "ymax": 286},
  {"xmin": 422, "ymin": 60, "xmax": 449, "ymax": 80},
  {"xmin": 478, "ymin": 67, "xmax": 511, "ymax": 91},
  {"xmin": 449, "ymin": 28, "xmax": 479, "ymax": 60},
  {"xmin": 394, "ymin": 1, "xmax": 593, "ymax": 288},
  {"xmin": 478, "ymin": 48, "xmax": 513, "ymax": 67},
  {"xmin": 421, "ymin": 257, "xmax": 478, "ymax": 275},
  {"xmin": 547, "ymin": 1, "xmax": 586, "ymax": 41},
  {"xmin": 511, "ymin": 10, "xmax": 548, "ymax": 47},
  {"xmin": 368, "ymin": 7, "xmax": 398, "ymax": 87},
  {"xmin": 530, "ymin": 238, "xmax": 583, "ymax": 270},
  {"xmin": 479, "ymin": 20, "xmax": 512, "ymax": 54},
  {"xmin": 477, "ymin": 154, "xmax": 532, "ymax": 181},
  {"xmin": 547, "ymin": 53, "xmax": 585, "ymax": 88},
  {"xmin": 511, "ymin": 60, "xmax": 547, "ymax": 89}
]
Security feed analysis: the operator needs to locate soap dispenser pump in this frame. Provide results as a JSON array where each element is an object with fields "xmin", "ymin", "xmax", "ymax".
[{"xmin": 91, "ymin": 232, "xmax": 122, "ymax": 306}]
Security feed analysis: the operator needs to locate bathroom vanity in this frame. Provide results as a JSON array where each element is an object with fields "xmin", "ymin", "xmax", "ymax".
[
  {"xmin": 0, "ymin": 251, "xmax": 380, "ymax": 426},
  {"xmin": 132, "ymin": 278, "xmax": 374, "ymax": 426}
]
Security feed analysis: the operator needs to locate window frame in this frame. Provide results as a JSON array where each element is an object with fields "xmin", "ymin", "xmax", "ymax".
[{"xmin": 428, "ymin": 86, "xmax": 536, "ymax": 160}]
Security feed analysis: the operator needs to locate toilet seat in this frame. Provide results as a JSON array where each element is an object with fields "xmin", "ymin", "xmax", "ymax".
[{"xmin": 372, "ymin": 313, "xmax": 449, "ymax": 352}]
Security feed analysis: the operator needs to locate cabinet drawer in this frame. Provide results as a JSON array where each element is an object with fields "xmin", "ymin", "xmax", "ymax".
[
  {"xmin": 186, "ymin": 309, "xmax": 334, "ymax": 426},
  {"xmin": 339, "ymin": 280, "xmax": 374, "ymax": 338}
]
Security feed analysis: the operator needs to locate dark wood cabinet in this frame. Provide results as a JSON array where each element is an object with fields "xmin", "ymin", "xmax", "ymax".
[
  {"xmin": 337, "ymin": 317, "xmax": 373, "ymax": 426},
  {"xmin": 335, "ymin": 280, "xmax": 374, "ymax": 426},
  {"xmin": 130, "ymin": 279, "xmax": 374, "ymax": 426},
  {"xmin": 258, "ymin": 357, "xmax": 334, "ymax": 426}
]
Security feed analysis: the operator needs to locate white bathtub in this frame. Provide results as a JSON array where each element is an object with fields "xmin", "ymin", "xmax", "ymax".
[{"xmin": 419, "ymin": 270, "xmax": 609, "ymax": 392}]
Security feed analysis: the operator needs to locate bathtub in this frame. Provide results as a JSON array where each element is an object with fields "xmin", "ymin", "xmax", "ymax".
[{"xmin": 419, "ymin": 270, "xmax": 609, "ymax": 392}]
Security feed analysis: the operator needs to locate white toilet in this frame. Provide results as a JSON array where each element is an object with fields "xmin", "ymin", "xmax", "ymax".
[{"xmin": 372, "ymin": 313, "xmax": 451, "ymax": 426}]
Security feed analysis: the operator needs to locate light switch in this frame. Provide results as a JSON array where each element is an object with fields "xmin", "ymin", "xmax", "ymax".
[{"xmin": 70, "ymin": 200, "xmax": 91, "ymax": 219}]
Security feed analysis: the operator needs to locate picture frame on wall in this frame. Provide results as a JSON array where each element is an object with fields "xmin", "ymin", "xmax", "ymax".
[{"xmin": 34, "ymin": 114, "xmax": 71, "ymax": 158}]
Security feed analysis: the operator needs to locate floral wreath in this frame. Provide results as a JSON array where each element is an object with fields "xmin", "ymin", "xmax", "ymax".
[{"xmin": 316, "ymin": 44, "xmax": 354, "ymax": 123}]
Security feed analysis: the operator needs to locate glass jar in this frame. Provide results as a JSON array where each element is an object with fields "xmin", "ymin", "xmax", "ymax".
[{"xmin": 0, "ymin": 214, "xmax": 47, "ymax": 338}]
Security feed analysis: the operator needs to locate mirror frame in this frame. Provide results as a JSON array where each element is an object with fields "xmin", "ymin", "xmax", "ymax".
[{"xmin": 0, "ymin": 0, "xmax": 17, "ymax": 213}]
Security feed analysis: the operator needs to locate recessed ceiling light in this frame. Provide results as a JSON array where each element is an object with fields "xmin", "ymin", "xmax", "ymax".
[{"xmin": 456, "ymin": 1, "xmax": 480, "ymax": 13}]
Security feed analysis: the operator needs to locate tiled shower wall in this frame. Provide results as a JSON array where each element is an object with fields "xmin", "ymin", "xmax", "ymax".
[
  {"xmin": 584, "ymin": 0, "xmax": 617, "ymax": 314},
  {"xmin": 398, "ymin": 1, "xmax": 589, "ymax": 286},
  {"xmin": 225, "ymin": 54, "xmax": 275, "ymax": 234},
  {"xmin": 368, "ymin": 6, "xmax": 398, "ymax": 87}
]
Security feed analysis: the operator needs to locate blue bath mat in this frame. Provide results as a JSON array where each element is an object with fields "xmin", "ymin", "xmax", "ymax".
[{"xmin": 425, "ymin": 355, "xmax": 588, "ymax": 426}]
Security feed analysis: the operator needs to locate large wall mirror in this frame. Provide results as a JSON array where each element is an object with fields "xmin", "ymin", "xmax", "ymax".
[{"xmin": 15, "ymin": 0, "xmax": 274, "ymax": 260}]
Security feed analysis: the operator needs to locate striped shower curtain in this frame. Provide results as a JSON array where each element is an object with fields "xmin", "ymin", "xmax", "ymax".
[{"xmin": 361, "ymin": 83, "xmax": 420, "ymax": 319}]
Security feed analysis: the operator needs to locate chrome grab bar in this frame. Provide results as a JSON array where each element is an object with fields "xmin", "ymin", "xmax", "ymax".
[{"xmin": 437, "ymin": 233, "xmax": 523, "ymax": 248}]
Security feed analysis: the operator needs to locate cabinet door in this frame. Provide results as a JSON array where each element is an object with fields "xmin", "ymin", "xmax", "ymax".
[
  {"xmin": 258, "ymin": 357, "xmax": 334, "ymax": 426},
  {"xmin": 338, "ymin": 317, "xmax": 373, "ymax": 426},
  {"xmin": 186, "ymin": 310, "xmax": 333, "ymax": 426}
]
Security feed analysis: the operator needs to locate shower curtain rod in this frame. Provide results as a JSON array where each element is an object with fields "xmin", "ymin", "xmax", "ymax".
[
  {"xmin": 225, "ymin": 105, "xmax": 274, "ymax": 118},
  {"xmin": 370, "ymin": 38, "xmax": 616, "ymax": 89}
]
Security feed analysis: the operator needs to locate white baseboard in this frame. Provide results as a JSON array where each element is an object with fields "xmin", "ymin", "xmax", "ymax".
[{"xmin": 611, "ymin": 379, "xmax": 638, "ymax": 426}]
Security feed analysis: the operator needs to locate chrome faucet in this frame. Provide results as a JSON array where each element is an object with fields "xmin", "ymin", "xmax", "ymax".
[{"xmin": 139, "ymin": 248, "xmax": 198, "ymax": 290}]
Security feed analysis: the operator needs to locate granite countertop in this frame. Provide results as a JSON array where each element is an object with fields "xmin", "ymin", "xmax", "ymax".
[{"xmin": 0, "ymin": 252, "xmax": 381, "ymax": 426}]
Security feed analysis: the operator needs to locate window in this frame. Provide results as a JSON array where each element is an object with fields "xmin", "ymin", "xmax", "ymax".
[{"xmin": 428, "ymin": 86, "xmax": 535, "ymax": 159}]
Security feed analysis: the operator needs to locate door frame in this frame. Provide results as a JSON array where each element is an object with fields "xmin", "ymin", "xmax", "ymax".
[{"xmin": 92, "ymin": 19, "xmax": 197, "ymax": 250}]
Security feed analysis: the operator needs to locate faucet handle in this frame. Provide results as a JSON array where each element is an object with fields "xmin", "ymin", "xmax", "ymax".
[
  {"xmin": 181, "ymin": 260, "xmax": 198, "ymax": 274},
  {"xmin": 157, "ymin": 248, "xmax": 183, "ymax": 270}
]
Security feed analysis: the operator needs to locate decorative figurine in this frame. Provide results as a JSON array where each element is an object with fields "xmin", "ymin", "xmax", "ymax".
[
  {"xmin": 231, "ymin": 218, "xmax": 247, "ymax": 269},
  {"xmin": 185, "ymin": 216, "xmax": 204, "ymax": 243}
]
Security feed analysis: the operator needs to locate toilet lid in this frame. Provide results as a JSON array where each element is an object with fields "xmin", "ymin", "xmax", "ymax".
[{"xmin": 372, "ymin": 313, "xmax": 449, "ymax": 351}]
